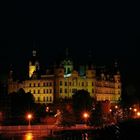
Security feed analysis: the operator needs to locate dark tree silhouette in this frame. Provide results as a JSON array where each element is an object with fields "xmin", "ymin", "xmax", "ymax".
[
  {"xmin": 61, "ymin": 103, "xmax": 76, "ymax": 126},
  {"xmin": 72, "ymin": 89, "xmax": 93, "ymax": 123},
  {"xmin": 90, "ymin": 102, "xmax": 104, "ymax": 126},
  {"xmin": 121, "ymin": 85, "xmax": 139, "ymax": 107},
  {"xmin": 8, "ymin": 88, "xmax": 35, "ymax": 124}
]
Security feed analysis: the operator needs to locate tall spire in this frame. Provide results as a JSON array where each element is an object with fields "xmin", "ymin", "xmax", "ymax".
[
  {"xmin": 114, "ymin": 60, "xmax": 120, "ymax": 75},
  {"xmin": 32, "ymin": 40, "xmax": 37, "ymax": 56},
  {"xmin": 8, "ymin": 64, "xmax": 14, "ymax": 82},
  {"xmin": 87, "ymin": 49, "xmax": 94, "ymax": 69},
  {"xmin": 60, "ymin": 47, "xmax": 73, "ymax": 75},
  {"xmin": 29, "ymin": 49, "xmax": 40, "ymax": 78},
  {"xmin": 88, "ymin": 49, "xmax": 92, "ymax": 60},
  {"xmin": 114, "ymin": 60, "xmax": 118, "ymax": 68},
  {"xmin": 65, "ymin": 47, "xmax": 69, "ymax": 58},
  {"xmin": 32, "ymin": 50, "xmax": 37, "ymax": 57}
]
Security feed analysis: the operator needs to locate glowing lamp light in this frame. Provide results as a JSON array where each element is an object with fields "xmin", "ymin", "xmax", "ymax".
[
  {"xmin": 83, "ymin": 112, "xmax": 89, "ymax": 119},
  {"xmin": 27, "ymin": 114, "xmax": 32, "ymax": 120},
  {"xmin": 46, "ymin": 107, "xmax": 49, "ymax": 112},
  {"xmin": 83, "ymin": 112, "xmax": 89, "ymax": 124},
  {"xmin": 129, "ymin": 107, "xmax": 132, "ymax": 110},
  {"xmin": 115, "ymin": 105, "xmax": 118, "ymax": 109},
  {"xmin": 137, "ymin": 112, "xmax": 140, "ymax": 117},
  {"xmin": 134, "ymin": 108, "xmax": 137, "ymax": 112},
  {"xmin": 26, "ymin": 113, "xmax": 33, "ymax": 127}
]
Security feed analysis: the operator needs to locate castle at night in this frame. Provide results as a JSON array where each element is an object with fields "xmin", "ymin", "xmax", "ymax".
[{"xmin": 8, "ymin": 50, "xmax": 121, "ymax": 104}]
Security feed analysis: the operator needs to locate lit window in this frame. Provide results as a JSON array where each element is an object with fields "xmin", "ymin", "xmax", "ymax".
[
  {"xmin": 50, "ymin": 89, "xmax": 52, "ymax": 93},
  {"xmin": 50, "ymin": 82, "xmax": 52, "ymax": 86},
  {"xmin": 60, "ymin": 88, "xmax": 62, "ymax": 93},
  {"xmin": 44, "ymin": 89, "xmax": 45, "ymax": 93},
  {"xmin": 60, "ymin": 81, "xmax": 62, "ymax": 86},
  {"xmin": 43, "ymin": 83, "xmax": 45, "ymax": 86}
]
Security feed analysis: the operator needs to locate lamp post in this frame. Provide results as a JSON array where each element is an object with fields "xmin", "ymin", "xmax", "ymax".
[
  {"xmin": 83, "ymin": 112, "xmax": 89, "ymax": 125},
  {"xmin": 27, "ymin": 113, "xmax": 32, "ymax": 127}
]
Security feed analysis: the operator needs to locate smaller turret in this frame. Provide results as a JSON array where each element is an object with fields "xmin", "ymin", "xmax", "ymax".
[
  {"xmin": 8, "ymin": 65, "xmax": 14, "ymax": 82},
  {"xmin": 114, "ymin": 61, "xmax": 121, "ymax": 83},
  {"xmin": 29, "ymin": 50, "xmax": 40, "ymax": 78}
]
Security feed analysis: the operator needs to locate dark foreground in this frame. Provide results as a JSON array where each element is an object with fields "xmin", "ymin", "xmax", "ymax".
[{"xmin": 1, "ymin": 119, "xmax": 140, "ymax": 140}]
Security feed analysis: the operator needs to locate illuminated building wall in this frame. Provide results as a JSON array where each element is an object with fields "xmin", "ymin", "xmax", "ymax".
[
  {"xmin": 23, "ymin": 79, "xmax": 54, "ymax": 103},
  {"xmin": 95, "ymin": 72, "xmax": 121, "ymax": 103},
  {"xmin": 8, "ymin": 80, "xmax": 22, "ymax": 93},
  {"xmin": 8, "ymin": 79, "xmax": 54, "ymax": 104},
  {"xmin": 7, "ymin": 51, "xmax": 121, "ymax": 104},
  {"xmin": 54, "ymin": 69, "xmax": 96, "ymax": 99},
  {"xmin": 29, "ymin": 64, "xmax": 36, "ymax": 78}
]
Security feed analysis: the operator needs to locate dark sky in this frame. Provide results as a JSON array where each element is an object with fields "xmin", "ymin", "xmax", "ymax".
[{"xmin": 0, "ymin": 2, "xmax": 140, "ymax": 90}]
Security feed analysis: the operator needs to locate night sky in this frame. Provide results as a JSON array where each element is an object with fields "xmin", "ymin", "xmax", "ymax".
[{"xmin": 0, "ymin": 2, "xmax": 140, "ymax": 94}]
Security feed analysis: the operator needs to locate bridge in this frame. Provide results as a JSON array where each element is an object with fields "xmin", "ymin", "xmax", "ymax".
[{"xmin": 0, "ymin": 124, "xmax": 94, "ymax": 137}]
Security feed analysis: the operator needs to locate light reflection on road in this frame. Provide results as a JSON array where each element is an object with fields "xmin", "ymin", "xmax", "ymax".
[{"xmin": 24, "ymin": 132, "xmax": 33, "ymax": 140}]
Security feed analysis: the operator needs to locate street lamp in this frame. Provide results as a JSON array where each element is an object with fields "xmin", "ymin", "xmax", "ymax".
[
  {"xmin": 27, "ymin": 113, "xmax": 32, "ymax": 127},
  {"xmin": 133, "ymin": 108, "xmax": 137, "ymax": 112},
  {"xmin": 115, "ymin": 105, "xmax": 118, "ymax": 109},
  {"xmin": 137, "ymin": 112, "xmax": 140, "ymax": 117},
  {"xmin": 83, "ymin": 112, "xmax": 89, "ymax": 125}
]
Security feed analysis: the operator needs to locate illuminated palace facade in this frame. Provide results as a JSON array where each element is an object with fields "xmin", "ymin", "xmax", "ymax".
[{"xmin": 8, "ymin": 50, "xmax": 121, "ymax": 104}]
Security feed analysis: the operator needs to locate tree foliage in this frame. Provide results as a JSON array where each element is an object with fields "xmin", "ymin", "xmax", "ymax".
[
  {"xmin": 61, "ymin": 103, "xmax": 76, "ymax": 126},
  {"xmin": 72, "ymin": 89, "xmax": 93, "ymax": 122},
  {"xmin": 121, "ymin": 85, "xmax": 139, "ymax": 107},
  {"xmin": 8, "ymin": 88, "xmax": 35, "ymax": 124}
]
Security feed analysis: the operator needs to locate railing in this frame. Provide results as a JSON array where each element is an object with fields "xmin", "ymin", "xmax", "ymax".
[{"xmin": 0, "ymin": 124, "xmax": 94, "ymax": 136}]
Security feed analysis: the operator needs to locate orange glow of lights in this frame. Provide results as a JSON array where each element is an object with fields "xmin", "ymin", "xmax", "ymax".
[
  {"xmin": 129, "ymin": 107, "xmax": 132, "ymax": 110},
  {"xmin": 134, "ymin": 108, "xmax": 137, "ymax": 112},
  {"xmin": 115, "ymin": 105, "xmax": 118, "ymax": 109},
  {"xmin": 24, "ymin": 132, "xmax": 33, "ymax": 140},
  {"xmin": 137, "ymin": 112, "xmax": 140, "ymax": 117},
  {"xmin": 46, "ymin": 107, "xmax": 49, "ymax": 112},
  {"xmin": 27, "ymin": 114, "xmax": 32, "ymax": 120},
  {"xmin": 83, "ymin": 112, "xmax": 89, "ymax": 119}
]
